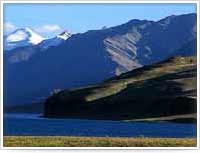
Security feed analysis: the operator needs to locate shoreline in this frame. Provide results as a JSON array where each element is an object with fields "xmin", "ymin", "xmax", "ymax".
[
  {"xmin": 4, "ymin": 112, "xmax": 197, "ymax": 124},
  {"xmin": 124, "ymin": 113, "xmax": 197, "ymax": 124}
]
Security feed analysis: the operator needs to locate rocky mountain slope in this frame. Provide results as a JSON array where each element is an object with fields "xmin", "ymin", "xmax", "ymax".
[{"xmin": 4, "ymin": 13, "xmax": 196, "ymax": 107}]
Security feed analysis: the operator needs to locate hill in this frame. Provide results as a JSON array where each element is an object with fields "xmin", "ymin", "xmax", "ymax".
[{"xmin": 44, "ymin": 56, "xmax": 197, "ymax": 122}]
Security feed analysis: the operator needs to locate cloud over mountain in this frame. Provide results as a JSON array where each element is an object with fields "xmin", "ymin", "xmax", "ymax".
[
  {"xmin": 4, "ymin": 23, "xmax": 63, "ymax": 38},
  {"xmin": 4, "ymin": 22, "xmax": 17, "ymax": 34},
  {"xmin": 34, "ymin": 24, "xmax": 63, "ymax": 37}
]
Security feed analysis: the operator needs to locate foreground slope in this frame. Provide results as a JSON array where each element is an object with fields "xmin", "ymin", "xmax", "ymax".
[{"xmin": 44, "ymin": 56, "xmax": 197, "ymax": 122}]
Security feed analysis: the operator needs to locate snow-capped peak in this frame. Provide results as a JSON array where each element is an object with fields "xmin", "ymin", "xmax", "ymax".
[
  {"xmin": 4, "ymin": 28, "xmax": 72, "ymax": 51},
  {"xmin": 24, "ymin": 28, "xmax": 44, "ymax": 44},
  {"xmin": 6, "ymin": 28, "xmax": 44, "ymax": 44},
  {"xmin": 57, "ymin": 30, "xmax": 72, "ymax": 40},
  {"xmin": 4, "ymin": 28, "xmax": 45, "ymax": 51}
]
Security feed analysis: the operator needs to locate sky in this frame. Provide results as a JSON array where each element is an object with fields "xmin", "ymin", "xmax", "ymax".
[{"xmin": 4, "ymin": 3, "xmax": 196, "ymax": 38}]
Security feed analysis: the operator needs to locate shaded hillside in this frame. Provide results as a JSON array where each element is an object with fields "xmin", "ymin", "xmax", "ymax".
[
  {"xmin": 4, "ymin": 13, "xmax": 196, "ymax": 106},
  {"xmin": 173, "ymin": 38, "xmax": 197, "ymax": 57},
  {"xmin": 44, "ymin": 56, "xmax": 197, "ymax": 122}
]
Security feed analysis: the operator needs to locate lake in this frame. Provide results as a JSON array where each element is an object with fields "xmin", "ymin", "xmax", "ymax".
[{"xmin": 4, "ymin": 113, "xmax": 196, "ymax": 138}]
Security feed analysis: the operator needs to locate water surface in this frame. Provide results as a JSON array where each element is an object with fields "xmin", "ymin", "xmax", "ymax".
[{"xmin": 4, "ymin": 113, "xmax": 196, "ymax": 138}]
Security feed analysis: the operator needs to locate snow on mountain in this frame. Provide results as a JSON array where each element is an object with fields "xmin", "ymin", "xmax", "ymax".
[
  {"xmin": 4, "ymin": 28, "xmax": 72, "ymax": 51},
  {"xmin": 4, "ymin": 28, "xmax": 45, "ymax": 51},
  {"xmin": 57, "ymin": 31, "xmax": 72, "ymax": 40},
  {"xmin": 38, "ymin": 31, "xmax": 72, "ymax": 49}
]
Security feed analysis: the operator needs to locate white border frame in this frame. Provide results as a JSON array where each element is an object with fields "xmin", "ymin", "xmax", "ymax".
[{"xmin": 0, "ymin": 0, "xmax": 199, "ymax": 150}]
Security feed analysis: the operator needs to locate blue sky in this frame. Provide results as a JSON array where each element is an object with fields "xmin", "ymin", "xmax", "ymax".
[{"xmin": 4, "ymin": 3, "xmax": 196, "ymax": 38}]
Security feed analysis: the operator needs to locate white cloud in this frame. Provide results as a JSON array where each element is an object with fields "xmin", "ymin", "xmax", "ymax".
[
  {"xmin": 34, "ymin": 24, "xmax": 63, "ymax": 38},
  {"xmin": 4, "ymin": 22, "xmax": 17, "ymax": 34},
  {"xmin": 35, "ymin": 24, "xmax": 62, "ymax": 33},
  {"xmin": 4, "ymin": 23, "xmax": 63, "ymax": 38}
]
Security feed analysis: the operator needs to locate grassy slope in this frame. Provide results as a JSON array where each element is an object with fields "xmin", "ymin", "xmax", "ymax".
[
  {"xmin": 44, "ymin": 56, "xmax": 197, "ymax": 122},
  {"xmin": 4, "ymin": 136, "xmax": 196, "ymax": 147}
]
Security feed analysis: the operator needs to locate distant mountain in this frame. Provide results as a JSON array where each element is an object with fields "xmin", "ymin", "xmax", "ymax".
[
  {"xmin": 44, "ymin": 56, "xmax": 197, "ymax": 123},
  {"xmin": 4, "ymin": 13, "xmax": 197, "ymax": 107},
  {"xmin": 3, "ymin": 30, "xmax": 72, "ymax": 64},
  {"xmin": 4, "ymin": 28, "xmax": 44, "ymax": 51}
]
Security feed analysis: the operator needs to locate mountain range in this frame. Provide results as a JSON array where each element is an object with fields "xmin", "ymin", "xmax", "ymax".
[
  {"xmin": 4, "ymin": 28, "xmax": 72, "ymax": 52},
  {"xmin": 4, "ymin": 13, "xmax": 197, "ymax": 108}
]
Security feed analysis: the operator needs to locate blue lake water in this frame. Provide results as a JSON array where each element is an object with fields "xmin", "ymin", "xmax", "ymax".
[{"xmin": 4, "ymin": 113, "xmax": 196, "ymax": 138}]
